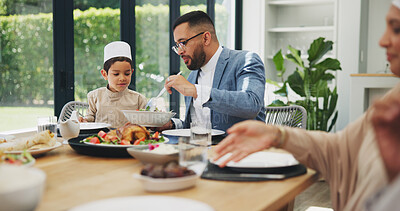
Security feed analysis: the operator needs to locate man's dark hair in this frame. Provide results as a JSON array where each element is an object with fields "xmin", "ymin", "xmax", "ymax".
[
  {"xmin": 103, "ymin": 57, "xmax": 132, "ymax": 73},
  {"xmin": 173, "ymin": 10, "xmax": 215, "ymax": 33}
]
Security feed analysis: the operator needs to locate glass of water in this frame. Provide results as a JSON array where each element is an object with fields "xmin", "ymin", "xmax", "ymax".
[
  {"xmin": 179, "ymin": 128, "xmax": 209, "ymax": 174},
  {"xmin": 37, "ymin": 116, "xmax": 58, "ymax": 136},
  {"xmin": 190, "ymin": 121, "xmax": 212, "ymax": 146}
]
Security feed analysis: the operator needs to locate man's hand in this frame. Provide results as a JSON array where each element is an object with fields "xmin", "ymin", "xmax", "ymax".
[
  {"xmin": 165, "ymin": 75, "xmax": 197, "ymax": 98},
  {"xmin": 148, "ymin": 120, "xmax": 173, "ymax": 132},
  {"xmin": 371, "ymin": 88, "xmax": 400, "ymax": 182}
]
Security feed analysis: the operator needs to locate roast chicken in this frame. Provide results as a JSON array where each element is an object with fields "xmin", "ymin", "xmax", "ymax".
[{"xmin": 107, "ymin": 123, "xmax": 150, "ymax": 142}]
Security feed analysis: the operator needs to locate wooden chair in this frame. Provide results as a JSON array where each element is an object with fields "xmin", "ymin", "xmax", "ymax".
[
  {"xmin": 58, "ymin": 101, "xmax": 88, "ymax": 123},
  {"xmin": 265, "ymin": 105, "xmax": 307, "ymax": 129}
]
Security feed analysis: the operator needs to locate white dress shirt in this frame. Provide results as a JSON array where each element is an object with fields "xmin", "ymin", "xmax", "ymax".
[{"xmin": 190, "ymin": 45, "xmax": 223, "ymax": 127}]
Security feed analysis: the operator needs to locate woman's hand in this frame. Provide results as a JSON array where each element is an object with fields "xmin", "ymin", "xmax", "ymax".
[{"xmin": 213, "ymin": 120, "xmax": 282, "ymax": 167}]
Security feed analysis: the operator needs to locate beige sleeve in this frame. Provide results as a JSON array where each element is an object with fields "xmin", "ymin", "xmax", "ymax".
[
  {"xmin": 138, "ymin": 94, "xmax": 148, "ymax": 110},
  {"xmin": 85, "ymin": 91, "xmax": 97, "ymax": 122},
  {"xmin": 283, "ymin": 114, "xmax": 367, "ymax": 181}
]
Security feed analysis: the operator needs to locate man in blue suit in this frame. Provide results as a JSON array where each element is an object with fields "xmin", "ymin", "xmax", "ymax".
[{"xmin": 161, "ymin": 10, "xmax": 265, "ymax": 138}]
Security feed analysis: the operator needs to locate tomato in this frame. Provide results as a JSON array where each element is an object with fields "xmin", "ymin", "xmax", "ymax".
[
  {"xmin": 133, "ymin": 137, "xmax": 145, "ymax": 145},
  {"xmin": 98, "ymin": 131, "xmax": 107, "ymax": 139},
  {"xmin": 90, "ymin": 137, "xmax": 100, "ymax": 144},
  {"xmin": 120, "ymin": 140, "xmax": 131, "ymax": 145},
  {"xmin": 153, "ymin": 131, "xmax": 159, "ymax": 139}
]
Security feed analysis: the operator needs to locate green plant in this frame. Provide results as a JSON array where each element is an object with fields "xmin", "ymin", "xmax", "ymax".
[{"xmin": 267, "ymin": 37, "xmax": 341, "ymax": 132}]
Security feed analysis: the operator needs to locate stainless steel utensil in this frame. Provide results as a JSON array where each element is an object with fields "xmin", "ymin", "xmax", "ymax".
[{"xmin": 145, "ymin": 71, "xmax": 182, "ymax": 111}]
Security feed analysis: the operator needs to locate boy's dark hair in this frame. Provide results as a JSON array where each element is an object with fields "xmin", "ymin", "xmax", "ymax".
[
  {"xmin": 173, "ymin": 10, "xmax": 215, "ymax": 35},
  {"xmin": 103, "ymin": 57, "xmax": 132, "ymax": 73}
]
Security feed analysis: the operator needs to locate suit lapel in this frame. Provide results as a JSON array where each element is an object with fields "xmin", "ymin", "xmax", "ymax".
[{"xmin": 212, "ymin": 47, "xmax": 229, "ymax": 89}]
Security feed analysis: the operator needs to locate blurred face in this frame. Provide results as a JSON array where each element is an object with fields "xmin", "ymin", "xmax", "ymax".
[
  {"xmin": 173, "ymin": 23, "xmax": 206, "ymax": 70},
  {"xmin": 380, "ymin": 5, "xmax": 400, "ymax": 76},
  {"xmin": 101, "ymin": 61, "xmax": 132, "ymax": 92}
]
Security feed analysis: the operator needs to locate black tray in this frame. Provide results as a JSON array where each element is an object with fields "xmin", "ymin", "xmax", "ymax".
[
  {"xmin": 201, "ymin": 162, "xmax": 307, "ymax": 182},
  {"xmin": 68, "ymin": 136, "xmax": 131, "ymax": 158}
]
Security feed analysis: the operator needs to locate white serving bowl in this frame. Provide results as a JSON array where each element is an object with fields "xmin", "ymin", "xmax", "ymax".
[
  {"xmin": 133, "ymin": 173, "xmax": 199, "ymax": 192},
  {"xmin": 0, "ymin": 165, "xmax": 46, "ymax": 211},
  {"xmin": 127, "ymin": 145, "xmax": 179, "ymax": 165},
  {"xmin": 121, "ymin": 110, "xmax": 175, "ymax": 127}
]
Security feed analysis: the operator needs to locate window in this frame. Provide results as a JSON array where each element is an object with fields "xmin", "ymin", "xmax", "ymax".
[
  {"xmin": 0, "ymin": 0, "xmax": 53, "ymax": 132},
  {"xmin": 73, "ymin": 0, "xmax": 120, "ymax": 102}
]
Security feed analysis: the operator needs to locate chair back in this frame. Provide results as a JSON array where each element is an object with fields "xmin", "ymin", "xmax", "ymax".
[
  {"xmin": 265, "ymin": 105, "xmax": 307, "ymax": 129},
  {"xmin": 59, "ymin": 101, "xmax": 89, "ymax": 123}
]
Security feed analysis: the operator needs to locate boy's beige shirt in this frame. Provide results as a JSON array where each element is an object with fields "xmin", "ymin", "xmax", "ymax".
[
  {"xmin": 284, "ymin": 83, "xmax": 400, "ymax": 211},
  {"xmin": 85, "ymin": 87, "xmax": 147, "ymax": 128}
]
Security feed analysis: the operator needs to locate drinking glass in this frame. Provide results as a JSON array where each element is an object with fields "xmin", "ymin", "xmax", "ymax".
[
  {"xmin": 190, "ymin": 121, "xmax": 212, "ymax": 146},
  {"xmin": 37, "ymin": 116, "xmax": 57, "ymax": 136},
  {"xmin": 178, "ymin": 136, "xmax": 208, "ymax": 174}
]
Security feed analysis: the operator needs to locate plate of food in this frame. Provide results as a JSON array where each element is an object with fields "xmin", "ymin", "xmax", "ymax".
[
  {"xmin": 127, "ymin": 144, "xmax": 178, "ymax": 165},
  {"xmin": 1, "ymin": 131, "xmax": 61, "ymax": 157},
  {"xmin": 121, "ymin": 110, "xmax": 176, "ymax": 127},
  {"xmin": 1, "ymin": 150, "xmax": 36, "ymax": 167},
  {"xmin": 211, "ymin": 151, "xmax": 300, "ymax": 173},
  {"xmin": 68, "ymin": 123, "xmax": 168, "ymax": 158}
]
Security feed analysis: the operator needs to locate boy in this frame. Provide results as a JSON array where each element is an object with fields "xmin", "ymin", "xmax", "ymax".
[{"xmin": 82, "ymin": 41, "xmax": 147, "ymax": 128}]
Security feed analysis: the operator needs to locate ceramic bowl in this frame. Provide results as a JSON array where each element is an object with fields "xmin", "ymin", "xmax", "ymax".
[
  {"xmin": 121, "ymin": 110, "xmax": 175, "ymax": 127},
  {"xmin": 133, "ymin": 173, "xmax": 199, "ymax": 192},
  {"xmin": 126, "ymin": 145, "xmax": 178, "ymax": 165},
  {"xmin": 0, "ymin": 165, "xmax": 46, "ymax": 211}
]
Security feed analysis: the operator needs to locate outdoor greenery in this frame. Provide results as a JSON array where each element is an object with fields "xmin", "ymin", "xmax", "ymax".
[
  {"xmin": 0, "ymin": 4, "xmax": 228, "ymax": 105},
  {"xmin": 267, "ymin": 37, "xmax": 342, "ymax": 132}
]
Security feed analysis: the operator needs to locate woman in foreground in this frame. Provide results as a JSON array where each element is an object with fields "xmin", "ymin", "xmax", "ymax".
[{"xmin": 213, "ymin": 2, "xmax": 400, "ymax": 211}]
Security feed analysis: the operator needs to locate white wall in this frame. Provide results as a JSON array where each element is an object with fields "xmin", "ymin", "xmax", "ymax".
[
  {"xmin": 335, "ymin": 0, "xmax": 362, "ymax": 130},
  {"xmin": 242, "ymin": 0, "xmax": 265, "ymax": 62}
]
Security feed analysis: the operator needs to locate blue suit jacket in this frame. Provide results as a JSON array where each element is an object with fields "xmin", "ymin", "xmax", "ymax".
[{"xmin": 182, "ymin": 47, "xmax": 266, "ymax": 133}]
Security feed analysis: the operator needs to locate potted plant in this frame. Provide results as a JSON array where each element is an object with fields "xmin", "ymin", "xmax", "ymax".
[{"xmin": 267, "ymin": 37, "xmax": 341, "ymax": 132}]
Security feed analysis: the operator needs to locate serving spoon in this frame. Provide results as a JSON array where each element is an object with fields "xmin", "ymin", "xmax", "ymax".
[{"xmin": 145, "ymin": 71, "xmax": 182, "ymax": 111}]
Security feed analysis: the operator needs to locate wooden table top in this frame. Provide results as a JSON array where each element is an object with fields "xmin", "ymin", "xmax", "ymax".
[{"xmin": 34, "ymin": 143, "xmax": 318, "ymax": 211}]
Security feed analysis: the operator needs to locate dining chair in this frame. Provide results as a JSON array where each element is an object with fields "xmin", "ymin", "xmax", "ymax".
[
  {"xmin": 265, "ymin": 105, "xmax": 307, "ymax": 129},
  {"xmin": 58, "ymin": 101, "xmax": 89, "ymax": 123}
]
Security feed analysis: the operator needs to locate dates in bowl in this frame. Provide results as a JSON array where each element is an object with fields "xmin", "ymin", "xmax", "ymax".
[{"xmin": 133, "ymin": 161, "xmax": 198, "ymax": 192}]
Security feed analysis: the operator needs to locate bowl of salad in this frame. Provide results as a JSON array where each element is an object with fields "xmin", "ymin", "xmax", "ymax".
[{"xmin": 121, "ymin": 109, "xmax": 176, "ymax": 127}]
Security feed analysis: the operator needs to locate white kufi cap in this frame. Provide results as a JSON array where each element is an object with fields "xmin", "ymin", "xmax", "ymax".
[
  {"xmin": 393, "ymin": 0, "xmax": 400, "ymax": 9},
  {"xmin": 103, "ymin": 41, "xmax": 132, "ymax": 64}
]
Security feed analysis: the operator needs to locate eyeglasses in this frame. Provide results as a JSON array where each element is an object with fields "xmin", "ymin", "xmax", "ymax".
[{"xmin": 171, "ymin": 32, "xmax": 205, "ymax": 54}]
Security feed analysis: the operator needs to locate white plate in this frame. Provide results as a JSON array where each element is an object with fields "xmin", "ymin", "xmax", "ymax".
[
  {"xmin": 5, "ymin": 142, "xmax": 62, "ymax": 156},
  {"xmin": 79, "ymin": 123, "xmax": 111, "ymax": 130},
  {"xmin": 133, "ymin": 174, "xmax": 198, "ymax": 192},
  {"xmin": 127, "ymin": 146, "xmax": 179, "ymax": 165},
  {"xmin": 0, "ymin": 134, "xmax": 16, "ymax": 141},
  {"xmin": 57, "ymin": 122, "xmax": 110, "ymax": 130},
  {"xmin": 211, "ymin": 151, "xmax": 299, "ymax": 168},
  {"xmin": 162, "ymin": 129, "xmax": 225, "ymax": 137},
  {"xmin": 70, "ymin": 196, "xmax": 214, "ymax": 211}
]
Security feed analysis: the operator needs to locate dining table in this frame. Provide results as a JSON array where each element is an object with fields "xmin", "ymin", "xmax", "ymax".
[{"xmin": 32, "ymin": 139, "xmax": 319, "ymax": 211}]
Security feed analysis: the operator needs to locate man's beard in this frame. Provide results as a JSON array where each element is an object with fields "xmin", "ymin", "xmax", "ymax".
[{"xmin": 185, "ymin": 44, "xmax": 206, "ymax": 70}]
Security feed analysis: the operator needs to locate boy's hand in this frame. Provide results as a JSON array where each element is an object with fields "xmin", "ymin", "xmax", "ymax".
[
  {"xmin": 78, "ymin": 117, "xmax": 88, "ymax": 123},
  {"xmin": 148, "ymin": 120, "xmax": 173, "ymax": 132}
]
